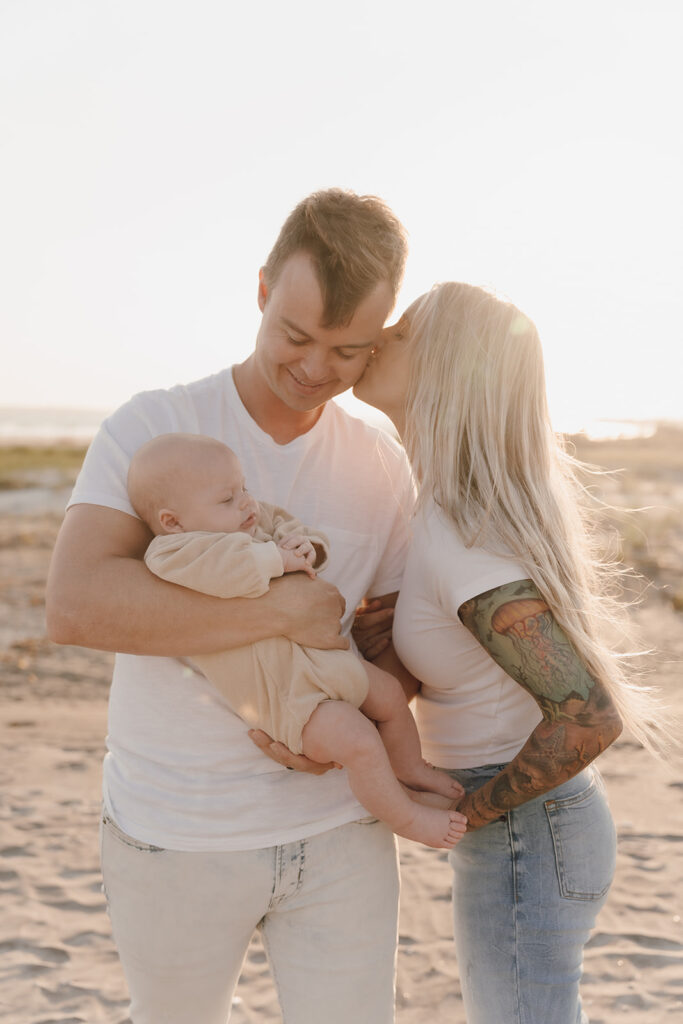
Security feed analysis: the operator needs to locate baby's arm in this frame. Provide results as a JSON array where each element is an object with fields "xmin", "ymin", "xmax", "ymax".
[{"xmin": 145, "ymin": 531, "xmax": 285, "ymax": 599}]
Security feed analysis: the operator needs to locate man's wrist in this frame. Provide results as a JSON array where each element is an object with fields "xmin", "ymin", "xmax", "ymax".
[{"xmin": 264, "ymin": 578, "xmax": 293, "ymax": 637}]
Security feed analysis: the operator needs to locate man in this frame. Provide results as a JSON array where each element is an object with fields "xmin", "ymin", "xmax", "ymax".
[{"xmin": 47, "ymin": 189, "xmax": 412, "ymax": 1023}]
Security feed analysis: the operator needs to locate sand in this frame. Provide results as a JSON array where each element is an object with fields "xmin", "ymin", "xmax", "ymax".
[{"xmin": 1, "ymin": 438, "xmax": 682, "ymax": 1023}]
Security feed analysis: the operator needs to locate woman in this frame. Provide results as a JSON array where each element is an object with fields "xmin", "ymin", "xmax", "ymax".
[{"xmin": 352, "ymin": 282, "xmax": 662, "ymax": 1024}]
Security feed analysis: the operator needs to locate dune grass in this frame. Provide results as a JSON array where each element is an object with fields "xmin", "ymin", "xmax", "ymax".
[
  {"xmin": 1, "ymin": 427, "xmax": 681, "ymax": 609},
  {"xmin": 0, "ymin": 444, "xmax": 88, "ymax": 490}
]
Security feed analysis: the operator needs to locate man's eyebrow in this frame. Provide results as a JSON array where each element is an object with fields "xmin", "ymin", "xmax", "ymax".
[
  {"xmin": 280, "ymin": 317, "xmax": 374, "ymax": 349},
  {"xmin": 281, "ymin": 317, "xmax": 312, "ymax": 339}
]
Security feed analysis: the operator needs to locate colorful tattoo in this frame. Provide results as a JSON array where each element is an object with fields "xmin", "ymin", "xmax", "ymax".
[{"xmin": 457, "ymin": 580, "xmax": 622, "ymax": 830}]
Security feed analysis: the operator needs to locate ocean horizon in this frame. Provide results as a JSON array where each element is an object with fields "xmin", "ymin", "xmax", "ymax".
[{"xmin": 0, "ymin": 404, "xmax": 677, "ymax": 445}]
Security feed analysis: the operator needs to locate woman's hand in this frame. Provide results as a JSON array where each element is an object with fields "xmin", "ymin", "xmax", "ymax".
[
  {"xmin": 352, "ymin": 597, "xmax": 395, "ymax": 660},
  {"xmin": 248, "ymin": 729, "xmax": 342, "ymax": 774}
]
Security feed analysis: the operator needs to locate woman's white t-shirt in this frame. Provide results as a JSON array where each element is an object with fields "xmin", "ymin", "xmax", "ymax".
[
  {"xmin": 393, "ymin": 501, "xmax": 542, "ymax": 769},
  {"xmin": 68, "ymin": 368, "xmax": 414, "ymax": 851}
]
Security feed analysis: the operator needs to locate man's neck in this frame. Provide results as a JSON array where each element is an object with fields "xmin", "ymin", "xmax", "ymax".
[{"xmin": 232, "ymin": 357, "xmax": 324, "ymax": 445}]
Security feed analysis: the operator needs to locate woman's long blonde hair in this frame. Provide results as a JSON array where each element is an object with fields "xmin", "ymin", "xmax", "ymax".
[{"xmin": 403, "ymin": 282, "xmax": 665, "ymax": 753}]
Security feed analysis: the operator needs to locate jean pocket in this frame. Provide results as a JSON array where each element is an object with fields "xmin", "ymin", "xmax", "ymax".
[
  {"xmin": 102, "ymin": 812, "xmax": 165, "ymax": 853},
  {"xmin": 545, "ymin": 777, "xmax": 616, "ymax": 900}
]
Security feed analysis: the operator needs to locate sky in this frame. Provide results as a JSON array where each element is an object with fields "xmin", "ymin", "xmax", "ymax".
[{"xmin": 1, "ymin": 0, "xmax": 682, "ymax": 434}]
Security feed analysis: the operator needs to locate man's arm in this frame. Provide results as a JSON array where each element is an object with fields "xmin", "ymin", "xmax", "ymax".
[
  {"xmin": 46, "ymin": 504, "xmax": 349, "ymax": 655},
  {"xmin": 456, "ymin": 579, "xmax": 623, "ymax": 831}
]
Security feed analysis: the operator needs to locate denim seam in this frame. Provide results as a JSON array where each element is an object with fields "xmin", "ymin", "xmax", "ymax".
[
  {"xmin": 263, "ymin": 841, "xmax": 307, "ymax": 1021},
  {"xmin": 101, "ymin": 812, "xmax": 164, "ymax": 853},
  {"xmin": 544, "ymin": 777, "xmax": 596, "ymax": 810},
  {"xmin": 508, "ymin": 813, "xmax": 524, "ymax": 1024},
  {"xmin": 270, "ymin": 840, "xmax": 307, "ymax": 909},
  {"xmin": 270, "ymin": 844, "xmax": 284, "ymax": 909},
  {"xmin": 295, "ymin": 840, "xmax": 306, "ymax": 893},
  {"xmin": 260, "ymin": 925, "xmax": 285, "ymax": 1016}
]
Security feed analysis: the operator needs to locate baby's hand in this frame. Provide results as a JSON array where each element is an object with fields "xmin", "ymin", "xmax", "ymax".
[{"xmin": 278, "ymin": 535, "xmax": 317, "ymax": 579}]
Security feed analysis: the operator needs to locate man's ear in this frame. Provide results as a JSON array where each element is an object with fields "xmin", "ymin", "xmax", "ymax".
[
  {"xmin": 158, "ymin": 509, "xmax": 184, "ymax": 533},
  {"xmin": 257, "ymin": 267, "xmax": 268, "ymax": 312}
]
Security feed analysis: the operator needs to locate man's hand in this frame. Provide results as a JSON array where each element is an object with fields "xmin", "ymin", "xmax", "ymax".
[
  {"xmin": 249, "ymin": 729, "xmax": 341, "ymax": 774},
  {"xmin": 352, "ymin": 597, "xmax": 394, "ymax": 660},
  {"xmin": 272, "ymin": 574, "xmax": 349, "ymax": 650},
  {"xmin": 278, "ymin": 534, "xmax": 317, "ymax": 579}
]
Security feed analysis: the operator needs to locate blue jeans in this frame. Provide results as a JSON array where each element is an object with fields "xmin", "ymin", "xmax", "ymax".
[{"xmin": 446, "ymin": 764, "xmax": 616, "ymax": 1024}]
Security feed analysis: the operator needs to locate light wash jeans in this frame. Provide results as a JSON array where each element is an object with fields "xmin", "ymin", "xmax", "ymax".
[
  {"xmin": 446, "ymin": 764, "xmax": 616, "ymax": 1024},
  {"xmin": 100, "ymin": 812, "xmax": 399, "ymax": 1024}
]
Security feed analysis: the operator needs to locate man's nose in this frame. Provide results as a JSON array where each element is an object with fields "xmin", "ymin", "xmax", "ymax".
[{"xmin": 299, "ymin": 347, "xmax": 330, "ymax": 382}]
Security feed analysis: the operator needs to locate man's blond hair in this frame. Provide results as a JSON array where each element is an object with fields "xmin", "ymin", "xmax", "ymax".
[{"xmin": 263, "ymin": 189, "xmax": 408, "ymax": 326}]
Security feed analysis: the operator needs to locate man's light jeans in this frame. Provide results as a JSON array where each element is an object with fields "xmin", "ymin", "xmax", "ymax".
[{"xmin": 101, "ymin": 813, "xmax": 399, "ymax": 1024}]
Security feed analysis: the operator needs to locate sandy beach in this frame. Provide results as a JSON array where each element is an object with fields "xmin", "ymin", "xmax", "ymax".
[{"xmin": 1, "ymin": 433, "xmax": 682, "ymax": 1023}]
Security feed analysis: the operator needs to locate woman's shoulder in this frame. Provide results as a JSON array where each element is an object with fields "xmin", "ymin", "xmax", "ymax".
[
  {"xmin": 414, "ymin": 499, "xmax": 466, "ymax": 546},
  {"xmin": 416, "ymin": 499, "xmax": 523, "ymax": 573}
]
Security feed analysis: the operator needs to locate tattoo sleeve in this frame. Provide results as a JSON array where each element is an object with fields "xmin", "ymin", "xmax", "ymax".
[{"xmin": 457, "ymin": 579, "xmax": 622, "ymax": 830}]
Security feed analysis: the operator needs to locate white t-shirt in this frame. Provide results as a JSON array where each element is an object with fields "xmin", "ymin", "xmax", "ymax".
[
  {"xmin": 393, "ymin": 500, "xmax": 542, "ymax": 769},
  {"xmin": 68, "ymin": 367, "xmax": 414, "ymax": 850}
]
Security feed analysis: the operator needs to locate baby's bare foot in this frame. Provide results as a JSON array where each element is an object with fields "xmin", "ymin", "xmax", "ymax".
[
  {"xmin": 400, "ymin": 761, "xmax": 464, "ymax": 801},
  {"xmin": 393, "ymin": 803, "xmax": 467, "ymax": 850}
]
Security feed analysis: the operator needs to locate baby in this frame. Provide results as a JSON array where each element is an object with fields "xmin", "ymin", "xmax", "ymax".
[{"xmin": 127, "ymin": 433, "xmax": 466, "ymax": 849}]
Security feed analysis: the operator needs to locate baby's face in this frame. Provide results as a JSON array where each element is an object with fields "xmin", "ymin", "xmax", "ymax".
[{"xmin": 172, "ymin": 447, "xmax": 260, "ymax": 536}]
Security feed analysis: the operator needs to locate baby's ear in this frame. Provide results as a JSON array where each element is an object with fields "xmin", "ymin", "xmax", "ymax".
[{"xmin": 158, "ymin": 508, "xmax": 183, "ymax": 533}]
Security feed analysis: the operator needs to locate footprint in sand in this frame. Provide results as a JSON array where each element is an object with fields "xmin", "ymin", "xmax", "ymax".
[
  {"xmin": 0, "ymin": 938, "xmax": 71, "ymax": 967},
  {"xmin": 55, "ymin": 761, "xmax": 88, "ymax": 772},
  {"xmin": 59, "ymin": 866, "xmax": 98, "ymax": 879},
  {"xmin": 589, "ymin": 931, "xmax": 683, "ymax": 953},
  {"xmin": 35, "ymin": 884, "xmax": 64, "ymax": 899},
  {"xmin": 0, "ymin": 845, "xmax": 35, "ymax": 858},
  {"xmin": 41, "ymin": 897, "xmax": 106, "ymax": 914},
  {"xmin": 63, "ymin": 930, "xmax": 111, "ymax": 948}
]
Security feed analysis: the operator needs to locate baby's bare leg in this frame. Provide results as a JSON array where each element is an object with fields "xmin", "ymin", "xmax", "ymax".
[
  {"xmin": 360, "ymin": 662, "xmax": 461, "ymax": 799},
  {"xmin": 301, "ymin": 701, "xmax": 466, "ymax": 850}
]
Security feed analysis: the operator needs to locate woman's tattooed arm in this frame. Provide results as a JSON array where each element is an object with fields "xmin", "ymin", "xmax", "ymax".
[{"xmin": 456, "ymin": 579, "xmax": 622, "ymax": 830}]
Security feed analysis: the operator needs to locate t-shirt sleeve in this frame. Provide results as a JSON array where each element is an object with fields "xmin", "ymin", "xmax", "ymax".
[
  {"xmin": 67, "ymin": 391, "xmax": 183, "ymax": 517},
  {"xmin": 364, "ymin": 437, "xmax": 416, "ymax": 600}
]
